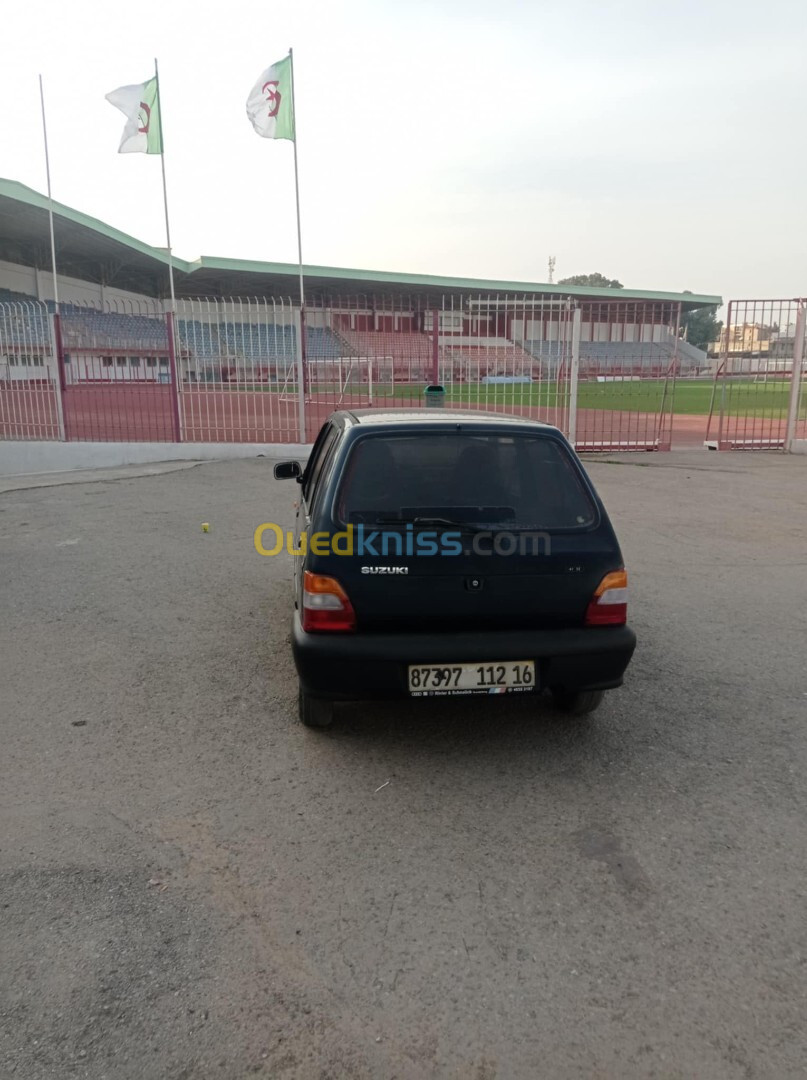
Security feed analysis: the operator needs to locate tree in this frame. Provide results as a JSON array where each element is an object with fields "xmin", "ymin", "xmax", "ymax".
[
  {"xmin": 557, "ymin": 272, "xmax": 623, "ymax": 289},
  {"xmin": 680, "ymin": 301, "xmax": 722, "ymax": 350}
]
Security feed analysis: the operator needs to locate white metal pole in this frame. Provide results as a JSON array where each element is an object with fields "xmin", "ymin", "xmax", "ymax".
[
  {"xmin": 293, "ymin": 305, "xmax": 307, "ymax": 441},
  {"xmin": 784, "ymin": 302, "xmax": 806, "ymax": 452},
  {"xmin": 38, "ymin": 75, "xmax": 66, "ymax": 441},
  {"xmin": 288, "ymin": 47, "xmax": 305, "ymax": 310},
  {"xmin": 287, "ymin": 47, "xmax": 308, "ymax": 418},
  {"xmin": 47, "ymin": 311, "xmax": 66, "ymax": 440},
  {"xmin": 568, "ymin": 306, "xmax": 581, "ymax": 447},
  {"xmin": 152, "ymin": 58, "xmax": 184, "ymax": 443},
  {"xmin": 38, "ymin": 75, "xmax": 60, "ymax": 311},
  {"xmin": 154, "ymin": 58, "xmax": 176, "ymax": 310}
]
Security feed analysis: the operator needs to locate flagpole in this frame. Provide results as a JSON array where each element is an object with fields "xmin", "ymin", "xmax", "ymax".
[
  {"xmin": 38, "ymin": 75, "xmax": 60, "ymax": 311},
  {"xmin": 288, "ymin": 47, "xmax": 308, "ymax": 431},
  {"xmin": 38, "ymin": 73, "xmax": 67, "ymax": 442},
  {"xmin": 153, "ymin": 57, "xmax": 176, "ymax": 309},
  {"xmin": 152, "ymin": 58, "xmax": 182, "ymax": 444},
  {"xmin": 288, "ymin": 47, "xmax": 305, "ymax": 309}
]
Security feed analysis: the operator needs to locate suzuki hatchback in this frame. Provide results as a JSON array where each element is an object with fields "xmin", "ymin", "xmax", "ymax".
[{"xmin": 273, "ymin": 410, "xmax": 636, "ymax": 728}]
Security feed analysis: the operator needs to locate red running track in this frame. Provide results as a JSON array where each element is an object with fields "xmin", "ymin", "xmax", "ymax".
[
  {"xmin": 1, "ymin": 383, "xmax": 722, "ymax": 448},
  {"xmin": 300, "ymin": 396, "xmax": 712, "ymax": 449}
]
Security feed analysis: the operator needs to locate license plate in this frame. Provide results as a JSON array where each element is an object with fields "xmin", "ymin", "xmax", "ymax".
[{"xmin": 408, "ymin": 660, "xmax": 536, "ymax": 696}]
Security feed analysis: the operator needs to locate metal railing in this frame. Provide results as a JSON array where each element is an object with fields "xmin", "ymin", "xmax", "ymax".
[
  {"xmin": 174, "ymin": 296, "xmax": 303, "ymax": 443},
  {"xmin": 0, "ymin": 301, "xmax": 62, "ymax": 440},
  {"xmin": 6, "ymin": 293, "xmax": 796, "ymax": 454},
  {"xmin": 705, "ymin": 299, "xmax": 807, "ymax": 450}
]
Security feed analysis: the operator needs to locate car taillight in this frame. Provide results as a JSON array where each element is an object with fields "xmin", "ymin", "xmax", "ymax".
[
  {"xmin": 584, "ymin": 569, "xmax": 628, "ymax": 626},
  {"xmin": 301, "ymin": 571, "xmax": 356, "ymax": 632}
]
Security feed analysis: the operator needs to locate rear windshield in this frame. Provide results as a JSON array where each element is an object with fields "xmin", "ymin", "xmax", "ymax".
[{"xmin": 335, "ymin": 433, "xmax": 596, "ymax": 530}]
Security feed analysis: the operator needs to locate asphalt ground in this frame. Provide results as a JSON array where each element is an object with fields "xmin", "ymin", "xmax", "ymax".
[{"xmin": 1, "ymin": 449, "xmax": 806, "ymax": 1079}]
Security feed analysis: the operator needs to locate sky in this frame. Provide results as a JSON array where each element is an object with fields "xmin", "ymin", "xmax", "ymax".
[{"xmin": 1, "ymin": 0, "xmax": 806, "ymax": 303}]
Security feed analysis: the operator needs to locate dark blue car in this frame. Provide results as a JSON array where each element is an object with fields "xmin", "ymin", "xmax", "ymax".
[{"xmin": 274, "ymin": 410, "xmax": 636, "ymax": 728}]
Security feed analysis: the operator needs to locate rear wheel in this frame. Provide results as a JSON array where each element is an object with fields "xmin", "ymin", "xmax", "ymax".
[
  {"xmin": 551, "ymin": 689, "xmax": 605, "ymax": 716},
  {"xmin": 298, "ymin": 687, "xmax": 335, "ymax": 729}
]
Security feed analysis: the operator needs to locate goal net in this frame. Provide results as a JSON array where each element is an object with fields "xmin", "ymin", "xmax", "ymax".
[{"xmin": 304, "ymin": 356, "xmax": 394, "ymax": 404}]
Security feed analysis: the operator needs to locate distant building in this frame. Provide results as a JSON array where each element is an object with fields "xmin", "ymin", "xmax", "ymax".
[{"xmin": 713, "ymin": 322, "xmax": 775, "ymax": 356}]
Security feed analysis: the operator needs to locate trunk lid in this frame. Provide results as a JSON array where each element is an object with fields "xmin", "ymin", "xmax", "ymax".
[
  {"xmin": 312, "ymin": 532, "xmax": 620, "ymax": 632},
  {"xmin": 308, "ymin": 428, "xmax": 624, "ymax": 632}
]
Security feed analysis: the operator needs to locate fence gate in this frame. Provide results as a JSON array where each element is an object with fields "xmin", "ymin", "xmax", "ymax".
[
  {"xmin": 0, "ymin": 301, "xmax": 62, "ymax": 440},
  {"xmin": 572, "ymin": 300, "xmax": 687, "ymax": 451},
  {"xmin": 705, "ymin": 298, "xmax": 807, "ymax": 450}
]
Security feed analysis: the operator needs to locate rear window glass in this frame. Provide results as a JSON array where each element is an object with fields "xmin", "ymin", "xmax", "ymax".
[{"xmin": 335, "ymin": 433, "xmax": 596, "ymax": 530}]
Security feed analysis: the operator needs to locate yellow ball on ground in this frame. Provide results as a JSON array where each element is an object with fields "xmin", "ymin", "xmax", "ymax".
[{"xmin": 202, "ymin": 523, "xmax": 210, "ymax": 532}]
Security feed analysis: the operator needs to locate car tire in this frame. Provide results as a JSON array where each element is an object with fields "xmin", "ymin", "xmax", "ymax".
[
  {"xmin": 298, "ymin": 687, "xmax": 335, "ymax": 729},
  {"xmin": 551, "ymin": 689, "xmax": 605, "ymax": 716}
]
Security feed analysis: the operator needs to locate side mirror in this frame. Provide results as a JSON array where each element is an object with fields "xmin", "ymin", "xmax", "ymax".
[{"xmin": 273, "ymin": 460, "xmax": 302, "ymax": 480}]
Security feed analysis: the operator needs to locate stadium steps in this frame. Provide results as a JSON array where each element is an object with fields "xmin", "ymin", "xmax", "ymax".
[
  {"xmin": 331, "ymin": 328, "xmax": 358, "ymax": 358},
  {"xmin": 305, "ymin": 326, "xmax": 354, "ymax": 359}
]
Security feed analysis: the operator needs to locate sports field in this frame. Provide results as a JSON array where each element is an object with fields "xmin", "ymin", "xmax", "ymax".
[{"xmin": 305, "ymin": 378, "xmax": 803, "ymax": 420}]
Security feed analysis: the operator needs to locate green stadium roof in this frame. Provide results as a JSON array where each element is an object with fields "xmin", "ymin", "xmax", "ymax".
[{"xmin": 0, "ymin": 178, "xmax": 722, "ymax": 308}]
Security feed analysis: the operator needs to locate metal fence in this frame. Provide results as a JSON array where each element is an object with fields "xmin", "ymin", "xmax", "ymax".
[
  {"xmin": 299, "ymin": 293, "xmax": 688, "ymax": 450},
  {"xmin": 175, "ymin": 297, "xmax": 302, "ymax": 443},
  {"xmin": 59, "ymin": 298, "xmax": 177, "ymax": 441},
  {"xmin": 4, "ymin": 292, "xmax": 784, "ymax": 453},
  {"xmin": 299, "ymin": 294, "xmax": 576, "ymax": 441},
  {"xmin": 705, "ymin": 299, "xmax": 807, "ymax": 450},
  {"xmin": 570, "ymin": 299, "xmax": 688, "ymax": 451},
  {"xmin": 0, "ymin": 297, "xmax": 304, "ymax": 444},
  {"xmin": 0, "ymin": 302, "xmax": 62, "ymax": 440}
]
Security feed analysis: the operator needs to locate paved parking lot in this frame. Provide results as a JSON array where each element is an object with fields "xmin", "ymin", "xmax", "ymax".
[{"xmin": 1, "ymin": 450, "xmax": 806, "ymax": 1079}]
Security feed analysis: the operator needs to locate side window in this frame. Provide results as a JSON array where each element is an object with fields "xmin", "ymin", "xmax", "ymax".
[
  {"xmin": 301, "ymin": 423, "xmax": 332, "ymax": 500},
  {"xmin": 309, "ymin": 430, "xmax": 344, "ymax": 519},
  {"xmin": 303, "ymin": 423, "xmax": 339, "ymax": 504}
]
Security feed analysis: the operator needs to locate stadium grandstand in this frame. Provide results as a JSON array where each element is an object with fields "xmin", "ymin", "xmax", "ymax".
[{"xmin": 1, "ymin": 177, "xmax": 724, "ymax": 449}]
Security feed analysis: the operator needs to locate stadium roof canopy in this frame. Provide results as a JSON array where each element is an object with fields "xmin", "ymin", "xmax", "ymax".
[{"xmin": 0, "ymin": 178, "xmax": 722, "ymax": 309}]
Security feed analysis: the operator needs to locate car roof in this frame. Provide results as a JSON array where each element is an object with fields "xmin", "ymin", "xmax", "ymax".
[{"xmin": 343, "ymin": 408, "xmax": 558, "ymax": 430}]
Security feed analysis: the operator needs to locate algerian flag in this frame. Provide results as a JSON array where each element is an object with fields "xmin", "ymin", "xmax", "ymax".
[
  {"xmin": 106, "ymin": 75, "xmax": 162, "ymax": 154},
  {"xmin": 246, "ymin": 56, "xmax": 295, "ymax": 140}
]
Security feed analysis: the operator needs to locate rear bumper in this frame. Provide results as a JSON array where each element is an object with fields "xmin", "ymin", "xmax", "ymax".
[{"xmin": 291, "ymin": 614, "xmax": 636, "ymax": 701}]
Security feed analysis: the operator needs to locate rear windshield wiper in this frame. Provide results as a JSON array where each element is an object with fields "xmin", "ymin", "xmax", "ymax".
[{"xmin": 374, "ymin": 515, "xmax": 493, "ymax": 534}]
